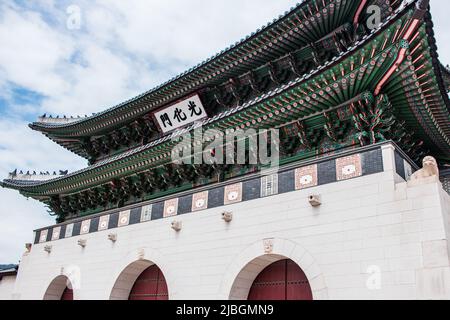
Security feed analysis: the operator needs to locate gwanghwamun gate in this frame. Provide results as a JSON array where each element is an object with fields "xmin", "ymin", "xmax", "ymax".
[{"xmin": 1, "ymin": 0, "xmax": 450, "ymax": 300}]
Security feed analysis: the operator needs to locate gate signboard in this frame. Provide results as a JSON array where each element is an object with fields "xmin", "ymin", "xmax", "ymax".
[{"xmin": 153, "ymin": 94, "xmax": 207, "ymax": 134}]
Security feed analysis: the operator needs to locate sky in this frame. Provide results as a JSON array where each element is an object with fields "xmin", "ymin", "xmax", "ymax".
[{"xmin": 0, "ymin": 0, "xmax": 449, "ymax": 264}]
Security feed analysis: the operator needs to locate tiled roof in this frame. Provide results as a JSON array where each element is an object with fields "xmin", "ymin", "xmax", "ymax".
[{"xmin": 0, "ymin": 265, "xmax": 18, "ymax": 273}]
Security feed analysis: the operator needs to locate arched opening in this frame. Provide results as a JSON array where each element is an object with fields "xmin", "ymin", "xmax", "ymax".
[
  {"xmin": 61, "ymin": 287, "xmax": 74, "ymax": 300},
  {"xmin": 43, "ymin": 275, "xmax": 74, "ymax": 300},
  {"xmin": 110, "ymin": 260, "xmax": 168, "ymax": 300},
  {"xmin": 229, "ymin": 255, "xmax": 313, "ymax": 300},
  {"xmin": 129, "ymin": 265, "xmax": 168, "ymax": 300},
  {"xmin": 248, "ymin": 259, "xmax": 312, "ymax": 300}
]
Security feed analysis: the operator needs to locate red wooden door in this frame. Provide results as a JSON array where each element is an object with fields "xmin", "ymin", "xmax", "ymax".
[
  {"xmin": 61, "ymin": 287, "xmax": 73, "ymax": 300},
  {"xmin": 128, "ymin": 265, "xmax": 168, "ymax": 300},
  {"xmin": 248, "ymin": 259, "xmax": 312, "ymax": 300}
]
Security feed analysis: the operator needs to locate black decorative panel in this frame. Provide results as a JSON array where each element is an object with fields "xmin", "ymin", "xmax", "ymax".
[
  {"xmin": 278, "ymin": 169, "xmax": 295, "ymax": 194},
  {"xmin": 317, "ymin": 159, "xmax": 337, "ymax": 185},
  {"xmin": 72, "ymin": 222, "xmax": 82, "ymax": 236},
  {"xmin": 108, "ymin": 212, "xmax": 119, "ymax": 229},
  {"xmin": 45, "ymin": 228, "xmax": 53, "ymax": 242},
  {"xmin": 208, "ymin": 187, "xmax": 225, "ymax": 208},
  {"xmin": 395, "ymin": 151, "xmax": 405, "ymax": 180},
  {"xmin": 129, "ymin": 208, "xmax": 142, "ymax": 225},
  {"xmin": 361, "ymin": 148, "xmax": 384, "ymax": 176},
  {"xmin": 243, "ymin": 178, "xmax": 261, "ymax": 201},
  {"xmin": 151, "ymin": 202, "xmax": 164, "ymax": 220},
  {"xmin": 59, "ymin": 225, "xmax": 66, "ymax": 240},
  {"xmin": 89, "ymin": 217, "xmax": 99, "ymax": 233},
  {"xmin": 34, "ymin": 231, "xmax": 40, "ymax": 244},
  {"xmin": 178, "ymin": 195, "xmax": 193, "ymax": 215}
]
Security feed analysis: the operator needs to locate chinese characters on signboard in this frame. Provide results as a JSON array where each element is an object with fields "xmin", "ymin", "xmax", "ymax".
[{"xmin": 154, "ymin": 94, "xmax": 207, "ymax": 133}]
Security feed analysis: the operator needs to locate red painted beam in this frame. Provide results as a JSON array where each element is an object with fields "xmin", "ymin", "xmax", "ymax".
[
  {"xmin": 374, "ymin": 0, "xmax": 430, "ymax": 95},
  {"xmin": 354, "ymin": 0, "xmax": 368, "ymax": 26}
]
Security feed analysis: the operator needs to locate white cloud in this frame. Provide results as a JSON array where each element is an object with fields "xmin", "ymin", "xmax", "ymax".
[
  {"xmin": 0, "ymin": 118, "xmax": 86, "ymax": 263},
  {"xmin": 0, "ymin": 189, "xmax": 54, "ymax": 263},
  {"xmin": 0, "ymin": 3, "xmax": 73, "ymax": 98},
  {"xmin": 430, "ymin": 1, "xmax": 450, "ymax": 65},
  {"xmin": 0, "ymin": 118, "xmax": 85, "ymax": 174}
]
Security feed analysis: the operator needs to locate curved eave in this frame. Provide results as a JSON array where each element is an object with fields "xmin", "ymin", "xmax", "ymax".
[
  {"xmin": 424, "ymin": 9, "xmax": 450, "ymax": 116},
  {"xmin": 1, "ymin": 2, "xmax": 420, "ymax": 198},
  {"xmin": 439, "ymin": 63, "xmax": 450, "ymax": 94},
  {"xmin": 30, "ymin": 130, "xmax": 90, "ymax": 159},
  {"xmin": 0, "ymin": 179, "xmax": 54, "ymax": 201},
  {"xmin": 29, "ymin": 0, "xmax": 361, "ymax": 138},
  {"xmin": 424, "ymin": 9, "xmax": 450, "ymax": 152},
  {"xmin": 390, "ymin": 7, "xmax": 450, "ymax": 160}
]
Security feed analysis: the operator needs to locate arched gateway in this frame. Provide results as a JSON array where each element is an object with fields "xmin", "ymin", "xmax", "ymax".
[
  {"xmin": 221, "ymin": 238, "xmax": 327, "ymax": 300},
  {"xmin": 61, "ymin": 287, "xmax": 74, "ymax": 300},
  {"xmin": 128, "ymin": 265, "xmax": 168, "ymax": 300},
  {"xmin": 43, "ymin": 275, "xmax": 73, "ymax": 300},
  {"xmin": 110, "ymin": 260, "xmax": 169, "ymax": 300},
  {"xmin": 248, "ymin": 259, "xmax": 312, "ymax": 300}
]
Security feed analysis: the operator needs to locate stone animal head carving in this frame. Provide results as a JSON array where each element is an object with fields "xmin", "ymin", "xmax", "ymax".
[
  {"xmin": 263, "ymin": 238, "xmax": 274, "ymax": 254},
  {"xmin": 409, "ymin": 156, "xmax": 439, "ymax": 181},
  {"xmin": 222, "ymin": 211, "xmax": 233, "ymax": 223},
  {"xmin": 422, "ymin": 156, "xmax": 439, "ymax": 174},
  {"xmin": 171, "ymin": 220, "xmax": 182, "ymax": 232}
]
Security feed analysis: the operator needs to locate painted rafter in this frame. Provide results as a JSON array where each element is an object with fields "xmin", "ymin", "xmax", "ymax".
[{"xmin": 382, "ymin": 21, "xmax": 450, "ymax": 158}]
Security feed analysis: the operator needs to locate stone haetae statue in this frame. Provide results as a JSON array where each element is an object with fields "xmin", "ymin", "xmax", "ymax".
[{"xmin": 409, "ymin": 156, "xmax": 439, "ymax": 182}]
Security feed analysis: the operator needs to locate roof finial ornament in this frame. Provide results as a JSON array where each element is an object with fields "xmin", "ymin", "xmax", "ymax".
[
  {"xmin": 8, "ymin": 169, "xmax": 17, "ymax": 179},
  {"xmin": 414, "ymin": 0, "xmax": 429, "ymax": 19},
  {"xmin": 416, "ymin": 0, "xmax": 429, "ymax": 11},
  {"xmin": 408, "ymin": 156, "xmax": 439, "ymax": 185}
]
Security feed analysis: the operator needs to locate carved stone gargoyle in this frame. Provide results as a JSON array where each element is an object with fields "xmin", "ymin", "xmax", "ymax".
[{"xmin": 408, "ymin": 156, "xmax": 439, "ymax": 186}]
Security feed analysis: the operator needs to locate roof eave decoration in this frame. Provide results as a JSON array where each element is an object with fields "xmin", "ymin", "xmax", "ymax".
[
  {"xmin": 440, "ymin": 63, "xmax": 450, "ymax": 93},
  {"xmin": 377, "ymin": 0, "xmax": 450, "ymax": 158}
]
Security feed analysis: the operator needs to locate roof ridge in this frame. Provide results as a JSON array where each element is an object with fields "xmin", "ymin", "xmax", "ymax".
[{"xmin": 6, "ymin": 169, "xmax": 69, "ymax": 181}]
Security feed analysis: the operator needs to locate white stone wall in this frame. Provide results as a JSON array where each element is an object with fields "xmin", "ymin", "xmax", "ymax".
[
  {"xmin": 0, "ymin": 275, "xmax": 16, "ymax": 300},
  {"xmin": 7, "ymin": 146, "xmax": 450, "ymax": 300}
]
